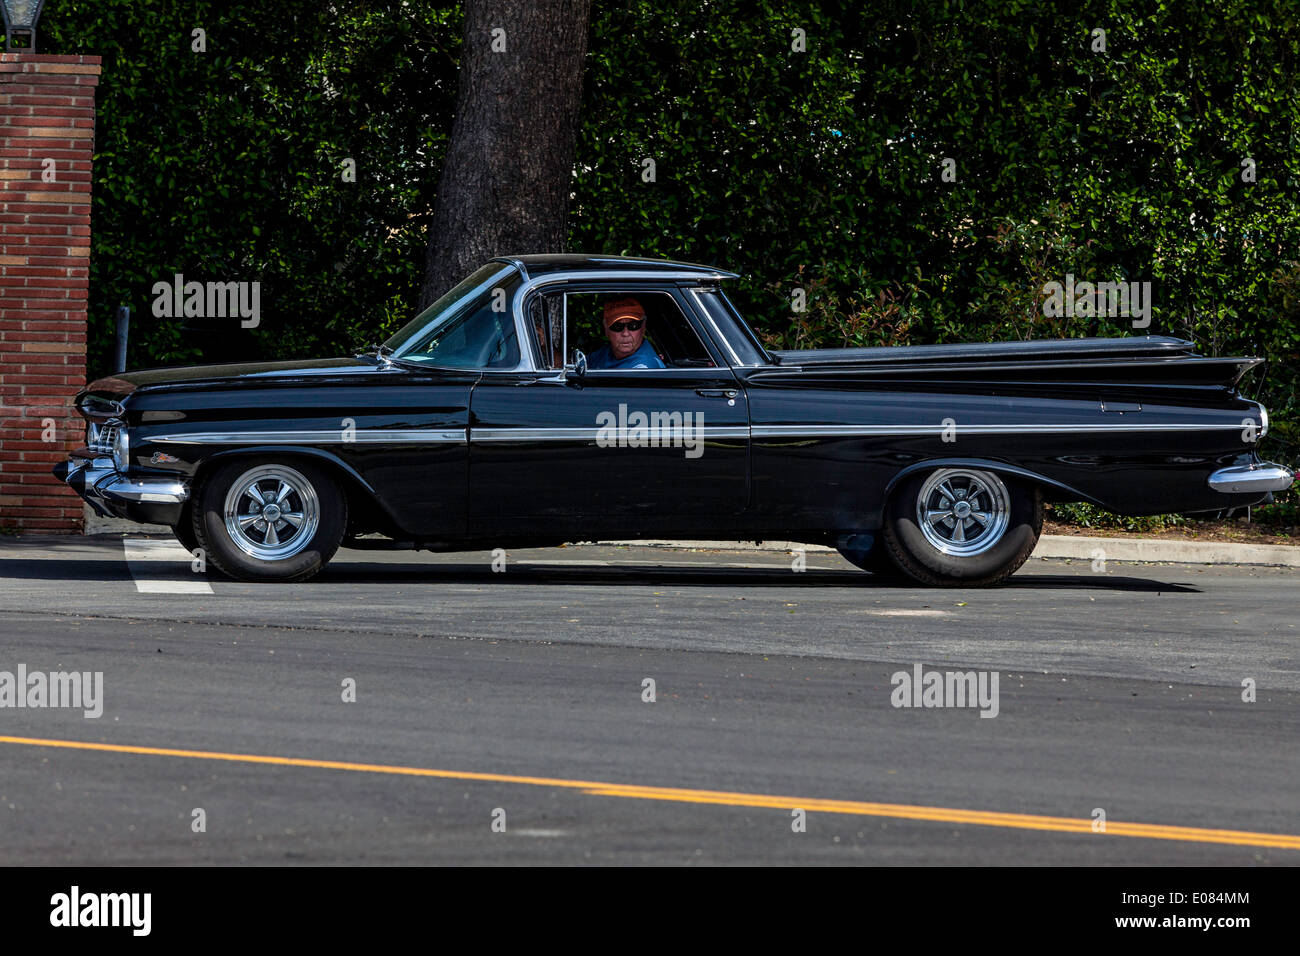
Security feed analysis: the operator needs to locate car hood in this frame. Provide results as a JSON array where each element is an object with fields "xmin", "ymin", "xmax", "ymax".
[{"xmin": 75, "ymin": 357, "xmax": 378, "ymax": 415}]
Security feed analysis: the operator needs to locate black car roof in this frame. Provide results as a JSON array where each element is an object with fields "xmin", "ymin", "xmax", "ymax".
[{"xmin": 492, "ymin": 253, "xmax": 738, "ymax": 280}]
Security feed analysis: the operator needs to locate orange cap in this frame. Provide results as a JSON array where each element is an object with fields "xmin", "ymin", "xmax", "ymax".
[{"xmin": 603, "ymin": 298, "xmax": 646, "ymax": 327}]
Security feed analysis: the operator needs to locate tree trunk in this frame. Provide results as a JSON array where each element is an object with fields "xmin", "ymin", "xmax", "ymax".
[{"xmin": 419, "ymin": 0, "xmax": 593, "ymax": 308}]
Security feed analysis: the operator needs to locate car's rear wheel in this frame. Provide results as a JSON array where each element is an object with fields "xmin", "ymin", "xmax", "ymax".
[
  {"xmin": 881, "ymin": 467, "xmax": 1041, "ymax": 586},
  {"xmin": 192, "ymin": 460, "xmax": 346, "ymax": 582}
]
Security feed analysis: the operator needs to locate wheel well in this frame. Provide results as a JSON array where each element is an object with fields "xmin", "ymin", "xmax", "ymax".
[
  {"xmin": 880, "ymin": 459, "xmax": 1094, "ymax": 511},
  {"xmin": 190, "ymin": 451, "xmax": 392, "ymax": 535}
]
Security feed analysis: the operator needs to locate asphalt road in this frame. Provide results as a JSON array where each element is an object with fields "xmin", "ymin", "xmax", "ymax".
[{"xmin": 0, "ymin": 535, "xmax": 1296, "ymax": 864}]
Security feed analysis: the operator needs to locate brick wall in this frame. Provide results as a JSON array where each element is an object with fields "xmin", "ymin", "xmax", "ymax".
[{"xmin": 0, "ymin": 54, "xmax": 101, "ymax": 533}]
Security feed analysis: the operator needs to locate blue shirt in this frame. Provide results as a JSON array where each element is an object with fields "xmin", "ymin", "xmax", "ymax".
[{"xmin": 587, "ymin": 340, "xmax": 666, "ymax": 370}]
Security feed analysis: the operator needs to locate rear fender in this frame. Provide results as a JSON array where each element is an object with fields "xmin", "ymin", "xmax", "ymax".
[{"xmin": 882, "ymin": 458, "xmax": 1099, "ymax": 507}]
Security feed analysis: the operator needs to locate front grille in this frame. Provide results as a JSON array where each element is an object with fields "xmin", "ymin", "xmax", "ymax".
[{"xmin": 87, "ymin": 422, "xmax": 120, "ymax": 455}]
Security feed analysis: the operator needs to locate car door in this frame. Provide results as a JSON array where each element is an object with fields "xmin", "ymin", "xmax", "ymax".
[
  {"xmin": 468, "ymin": 284, "xmax": 750, "ymax": 537},
  {"xmin": 378, "ymin": 262, "xmax": 528, "ymax": 536}
]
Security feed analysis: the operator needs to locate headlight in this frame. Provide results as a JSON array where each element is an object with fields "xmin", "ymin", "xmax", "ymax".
[{"xmin": 112, "ymin": 427, "xmax": 130, "ymax": 472}]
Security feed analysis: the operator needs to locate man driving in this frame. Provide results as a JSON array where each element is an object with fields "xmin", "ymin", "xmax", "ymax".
[{"xmin": 587, "ymin": 297, "xmax": 666, "ymax": 370}]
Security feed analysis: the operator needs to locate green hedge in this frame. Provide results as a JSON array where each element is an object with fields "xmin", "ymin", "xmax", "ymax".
[{"xmin": 43, "ymin": 0, "xmax": 460, "ymax": 369}]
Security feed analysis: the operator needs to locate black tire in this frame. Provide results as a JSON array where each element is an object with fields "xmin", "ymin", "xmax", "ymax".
[
  {"xmin": 882, "ymin": 467, "xmax": 1042, "ymax": 587},
  {"xmin": 171, "ymin": 503, "xmax": 200, "ymax": 557},
  {"xmin": 192, "ymin": 459, "xmax": 346, "ymax": 582},
  {"xmin": 835, "ymin": 533, "xmax": 903, "ymax": 578}
]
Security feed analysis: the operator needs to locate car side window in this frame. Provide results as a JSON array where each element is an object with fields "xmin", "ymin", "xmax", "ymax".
[
  {"xmin": 691, "ymin": 287, "xmax": 770, "ymax": 366},
  {"xmin": 392, "ymin": 268, "xmax": 522, "ymax": 369},
  {"xmin": 566, "ymin": 290, "xmax": 714, "ymax": 369},
  {"xmin": 528, "ymin": 292, "xmax": 565, "ymax": 370}
]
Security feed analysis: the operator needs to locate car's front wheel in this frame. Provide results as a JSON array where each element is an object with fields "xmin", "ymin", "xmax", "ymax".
[
  {"xmin": 192, "ymin": 460, "xmax": 346, "ymax": 582},
  {"xmin": 881, "ymin": 467, "xmax": 1041, "ymax": 586},
  {"xmin": 171, "ymin": 503, "xmax": 200, "ymax": 557},
  {"xmin": 835, "ymin": 533, "xmax": 902, "ymax": 578}
]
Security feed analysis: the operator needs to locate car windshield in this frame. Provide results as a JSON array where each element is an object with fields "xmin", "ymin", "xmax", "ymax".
[{"xmin": 384, "ymin": 263, "xmax": 522, "ymax": 368}]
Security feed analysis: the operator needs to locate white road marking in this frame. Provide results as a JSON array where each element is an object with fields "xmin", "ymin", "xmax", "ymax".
[{"xmin": 122, "ymin": 539, "xmax": 214, "ymax": 594}]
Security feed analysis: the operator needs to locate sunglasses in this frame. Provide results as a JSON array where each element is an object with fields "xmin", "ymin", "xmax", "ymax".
[{"xmin": 607, "ymin": 318, "xmax": 645, "ymax": 333}]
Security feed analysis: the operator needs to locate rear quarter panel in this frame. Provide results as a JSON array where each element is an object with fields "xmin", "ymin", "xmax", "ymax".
[{"xmin": 741, "ymin": 371, "xmax": 1265, "ymax": 529}]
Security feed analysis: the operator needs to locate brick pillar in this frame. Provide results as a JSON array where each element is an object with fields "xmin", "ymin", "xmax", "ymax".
[{"xmin": 0, "ymin": 54, "xmax": 101, "ymax": 534}]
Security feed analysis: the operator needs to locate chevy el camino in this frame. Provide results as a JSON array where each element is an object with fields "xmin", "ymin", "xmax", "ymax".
[{"xmin": 55, "ymin": 254, "xmax": 1293, "ymax": 585}]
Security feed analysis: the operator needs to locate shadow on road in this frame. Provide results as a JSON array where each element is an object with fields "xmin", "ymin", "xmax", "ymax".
[
  {"xmin": 0, "ymin": 558, "xmax": 134, "ymax": 583},
  {"xmin": 0, "ymin": 547, "xmax": 1202, "ymax": 594},
  {"xmin": 315, "ymin": 561, "xmax": 1202, "ymax": 593}
]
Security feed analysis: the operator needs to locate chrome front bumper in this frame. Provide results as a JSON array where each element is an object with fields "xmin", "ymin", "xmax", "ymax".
[
  {"xmin": 1207, "ymin": 462, "xmax": 1294, "ymax": 494},
  {"xmin": 54, "ymin": 455, "xmax": 189, "ymax": 522}
]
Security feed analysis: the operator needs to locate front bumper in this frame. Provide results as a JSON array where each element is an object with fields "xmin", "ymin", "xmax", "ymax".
[
  {"xmin": 1207, "ymin": 462, "xmax": 1294, "ymax": 495},
  {"xmin": 53, "ymin": 455, "xmax": 190, "ymax": 526}
]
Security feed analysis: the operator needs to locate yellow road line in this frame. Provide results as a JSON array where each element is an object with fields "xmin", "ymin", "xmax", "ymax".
[{"xmin": 2, "ymin": 733, "xmax": 1297, "ymax": 850}]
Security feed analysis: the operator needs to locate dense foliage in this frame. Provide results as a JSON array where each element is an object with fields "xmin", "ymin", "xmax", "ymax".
[
  {"xmin": 38, "ymin": 0, "xmax": 1300, "ymax": 469},
  {"xmin": 42, "ymin": 0, "xmax": 460, "ymax": 369}
]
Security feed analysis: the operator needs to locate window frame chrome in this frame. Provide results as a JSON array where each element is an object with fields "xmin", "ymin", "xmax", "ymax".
[
  {"xmin": 687, "ymin": 287, "xmax": 747, "ymax": 368},
  {"xmin": 389, "ymin": 266, "xmax": 744, "ymax": 376},
  {"xmin": 688, "ymin": 286, "xmax": 774, "ymax": 368},
  {"xmin": 389, "ymin": 262, "xmax": 531, "ymax": 373},
  {"xmin": 513, "ymin": 269, "xmax": 739, "ymax": 375}
]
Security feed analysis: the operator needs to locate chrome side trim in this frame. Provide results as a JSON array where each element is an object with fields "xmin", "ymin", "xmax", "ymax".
[
  {"xmin": 472, "ymin": 426, "xmax": 751, "ymax": 442},
  {"xmin": 152, "ymin": 429, "xmax": 468, "ymax": 445},
  {"xmin": 151, "ymin": 422, "xmax": 1254, "ymax": 445},
  {"xmin": 752, "ymin": 423, "xmax": 1253, "ymax": 438},
  {"xmin": 473, "ymin": 428, "xmax": 593, "ymax": 442},
  {"xmin": 1207, "ymin": 463, "xmax": 1294, "ymax": 494}
]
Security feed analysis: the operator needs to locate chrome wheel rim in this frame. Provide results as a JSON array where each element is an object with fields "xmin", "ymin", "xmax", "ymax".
[
  {"xmin": 916, "ymin": 468, "xmax": 1010, "ymax": 557},
  {"xmin": 223, "ymin": 464, "xmax": 320, "ymax": 561}
]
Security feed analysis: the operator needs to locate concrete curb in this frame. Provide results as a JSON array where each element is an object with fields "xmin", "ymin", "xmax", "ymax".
[
  {"xmin": 1030, "ymin": 533, "xmax": 1300, "ymax": 568},
  {"xmin": 595, "ymin": 535, "xmax": 1300, "ymax": 568}
]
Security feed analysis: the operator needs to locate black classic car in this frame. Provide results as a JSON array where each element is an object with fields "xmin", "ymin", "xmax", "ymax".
[{"xmin": 55, "ymin": 254, "xmax": 1293, "ymax": 585}]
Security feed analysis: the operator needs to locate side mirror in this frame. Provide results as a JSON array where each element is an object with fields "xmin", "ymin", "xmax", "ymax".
[{"xmin": 569, "ymin": 349, "xmax": 587, "ymax": 379}]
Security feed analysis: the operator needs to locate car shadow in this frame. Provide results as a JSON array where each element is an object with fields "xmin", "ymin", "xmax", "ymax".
[
  {"xmin": 0, "ymin": 557, "xmax": 134, "ymax": 583},
  {"xmin": 0, "ymin": 547, "xmax": 1202, "ymax": 594},
  {"xmin": 316, "ymin": 561, "xmax": 1202, "ymax": 593}
]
